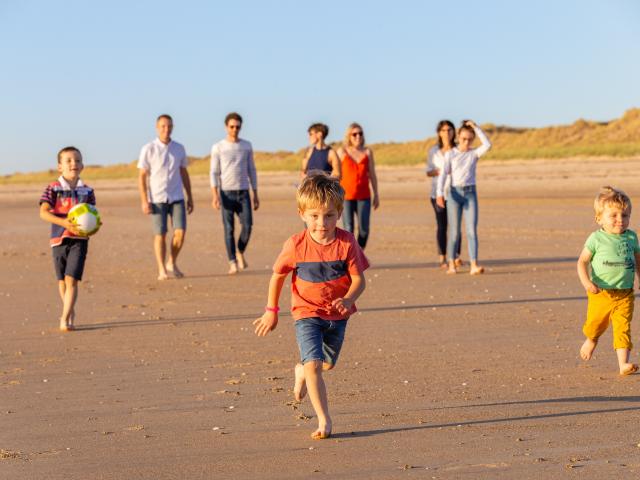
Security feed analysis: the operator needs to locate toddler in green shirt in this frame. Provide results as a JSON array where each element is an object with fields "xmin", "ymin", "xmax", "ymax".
[{"xmin": 577, "ymin": 186, "xmax": 640, "ymax": 375}]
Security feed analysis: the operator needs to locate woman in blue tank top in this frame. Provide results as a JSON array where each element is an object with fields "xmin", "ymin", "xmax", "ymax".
[{"xmin": 301, "ymin": 123, "xmax": 341, "ymax": 178}]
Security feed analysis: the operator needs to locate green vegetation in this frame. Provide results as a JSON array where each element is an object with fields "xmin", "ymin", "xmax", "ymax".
[{"xmin": 3, "ymin": 108, "xmax": 639, "ymax": 185}]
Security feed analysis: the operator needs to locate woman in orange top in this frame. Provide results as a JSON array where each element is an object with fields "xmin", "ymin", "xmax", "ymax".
[{"xmin": 337, "ymin": 123, "xmax": 380, "ymax": 249}]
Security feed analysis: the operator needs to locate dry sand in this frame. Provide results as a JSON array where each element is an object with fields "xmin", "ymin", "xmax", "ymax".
[{"xmin": 2, "ymin": 158, "xmax": 640, "ymax": 479}]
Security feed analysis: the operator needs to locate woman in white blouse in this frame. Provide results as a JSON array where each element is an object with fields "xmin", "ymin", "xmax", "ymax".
[
  {"xmin": 426, "ymin": 120, "xmax": 462, "ymax": 268},
  {"xmin": 436, "ymin": 120, "xmax": 492, "ymax": 275}
]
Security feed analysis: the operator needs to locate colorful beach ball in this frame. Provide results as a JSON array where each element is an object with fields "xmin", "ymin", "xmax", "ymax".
[{"xmin": 67, "ymin": 203, "xmax": 101, "ymax": 236}]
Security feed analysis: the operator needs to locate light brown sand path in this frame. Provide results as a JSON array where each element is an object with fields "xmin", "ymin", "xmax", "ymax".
[{"xmin": 2, "ymin": 158, "xmax": 640, "ymax": 478}]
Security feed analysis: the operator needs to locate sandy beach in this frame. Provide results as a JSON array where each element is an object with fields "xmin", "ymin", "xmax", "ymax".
[{"xmin": 3, "ymin": 158, "xmax": 640, "ymax": 479}]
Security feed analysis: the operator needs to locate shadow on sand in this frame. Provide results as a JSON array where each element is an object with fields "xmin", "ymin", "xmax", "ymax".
[
  {"xmin": 371, "ymin": 256, "xmax": 577, "ymax": 271},
  {"xmin": 332, "ymin": 395, "xmax": 640, "ymax": 439},
  {"xmin": 76, "ymin": 292, "xmax": 638, "ymax": 331}
]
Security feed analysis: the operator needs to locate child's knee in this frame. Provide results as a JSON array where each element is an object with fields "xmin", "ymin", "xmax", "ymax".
[
  {"xmin": 322, "ymin": 362, "xmax": 334, "ymax": 371},
  {"xmin": 64, "ymin": 275, "xmax": 78, "ymax": 287},
  {"xmin": 303, "ymin": 360, "xmax": 324, "ymax": 374}
]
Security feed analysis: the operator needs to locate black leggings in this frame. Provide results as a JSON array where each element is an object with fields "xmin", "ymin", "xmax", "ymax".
[{"xmin": 430, "ymin": 197, "xmax": 461, "ymax": 257}]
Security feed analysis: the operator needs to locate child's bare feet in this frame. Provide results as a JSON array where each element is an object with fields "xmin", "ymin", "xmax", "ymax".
[
  {"xmin": 620, "ymin": 363, "xmax": 639, "ymax": 375},
  {"xmin": 166, "ymin": 263, "xmax": 184, "ymax": 278},
  {"xmin": 237, "ymin": 252, "xmax": 248, "ymax": 270},
  {"xmin": 311, "ymin": 422, "xmax": 332, "ymax": 440},
  {"xmin": 228, "ymin": 261, "xmax": 238, "ymax": 275},
  {"xmin": 157, "ymin": 271, "xmax": 169, "ymax": 281},
  {"xmin": 294, "ymin": 363, "xmax": 307, "ymax": 401},
  {"xmin": 580, "ymin": 338, "xmax": 597, "ymax": 360}
]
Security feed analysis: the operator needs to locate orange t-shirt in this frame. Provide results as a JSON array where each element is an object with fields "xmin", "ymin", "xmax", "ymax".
[
  {"xmin": 340, "ymin": 153, "xmax": 371, "ymax": 200},
  {"xmin": 273, "ymin": 228, "xmax": 370, "ymax": 321}
]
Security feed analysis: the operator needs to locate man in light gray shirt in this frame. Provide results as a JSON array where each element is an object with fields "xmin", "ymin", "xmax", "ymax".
[{"xmin": 210, "ymin": 112, "xmax": 259, "ymax": 274}]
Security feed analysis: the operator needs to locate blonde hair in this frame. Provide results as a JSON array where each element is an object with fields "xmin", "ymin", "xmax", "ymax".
[
  {"xmin": 297, "ymin": 172, "xmax": 344, "ymax": 213},
  {"xmin": 594, "ymin": 186, "xmax": 631, "ymax": 221},
  {"xmin": 343, "ymin": 122, "xmax": 366, "ymax": 148}
]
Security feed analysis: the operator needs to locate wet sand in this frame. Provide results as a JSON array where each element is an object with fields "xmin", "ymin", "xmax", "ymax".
[{"xmin": 2, "ymin": 158, "xmax": 640, "ymax": 479}]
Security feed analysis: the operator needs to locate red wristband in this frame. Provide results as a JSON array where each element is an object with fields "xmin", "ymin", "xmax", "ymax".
[{"xmin": 265, "ymin": 306, "xmax": 280, "ymax": 313}]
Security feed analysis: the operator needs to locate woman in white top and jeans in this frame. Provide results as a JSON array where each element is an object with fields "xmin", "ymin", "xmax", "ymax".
[
  {"xmin": 426, "ymin": 120, "xmax": 462, "ymax": 268},
  {"xmin": 436, "ymin": 120, "xmax": 491, "ymax": 275}
]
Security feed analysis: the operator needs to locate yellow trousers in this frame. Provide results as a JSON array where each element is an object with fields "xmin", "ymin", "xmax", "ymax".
[{"xmin": 583, "ymin": 289, "xmax": 634, "ymax": 350}]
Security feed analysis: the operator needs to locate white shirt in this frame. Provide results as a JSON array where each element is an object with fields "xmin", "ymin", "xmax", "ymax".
[
  {"xmin": 210, "ymin": 139, "xmax": 257, "ymax": 191},
  {"xmin": 137, "ymin": 138, "xmax": 188, "ymax": 203},
  {"xmin": 425, "ymin": 146, "xmax": 453, "ymax": 199},
  {"xmin": 436, "ymin": 126, "xmax": 491, "ymax": 197}
]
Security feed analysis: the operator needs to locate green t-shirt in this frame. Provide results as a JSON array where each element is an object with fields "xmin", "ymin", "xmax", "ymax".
[{"xmin": 585, "ymin": 228, "xmax": 640, "ymax": 289}]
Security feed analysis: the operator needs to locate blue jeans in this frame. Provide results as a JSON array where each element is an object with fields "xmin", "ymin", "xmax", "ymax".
[
  {"xmin": 446, "ymin": 186, "xmax": 478, "ymax": 262},
  {"xmin": 295, "ymin": 317, "xmax": 348, "ymax": 366},
  {"xmin": 342, "ymin": 199, "xmax": 371, "ymax": 249},
  {"xmin": 220, "ymin": 190, "xmax": 252, "ymax": 262},
  {"xmin": 430, "ymin": 197, "xmax": 461, "ymax": 258}
]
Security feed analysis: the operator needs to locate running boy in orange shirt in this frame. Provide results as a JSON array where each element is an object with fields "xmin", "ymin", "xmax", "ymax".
[{"xmin": 254, "ymin": 173, "xmax": 369, "ymax": 439}]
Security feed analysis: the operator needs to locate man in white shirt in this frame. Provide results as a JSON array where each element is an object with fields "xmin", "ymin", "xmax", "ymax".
[
  {"xmin": 138, "ymin": 114, "xmax": 194, "ymax": 280},
  {"xmin": 210, "ymin": 112, "xmax": 259, "ymax": 274}
]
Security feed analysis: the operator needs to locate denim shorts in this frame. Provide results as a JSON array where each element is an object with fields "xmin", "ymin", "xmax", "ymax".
[
  {"xmin": 295, "ymin": 317, "xmax": 348, "ymax": 366},
  {"xmin": 151, "ymin": 200, "xmax": 186, "ymax": 235}
]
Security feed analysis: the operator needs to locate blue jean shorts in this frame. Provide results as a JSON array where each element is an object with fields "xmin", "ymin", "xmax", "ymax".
[
  {"xmin": 295, "ymin": 317, "xmax": 348, "ymax": 366},
  {"xmin": 151, "ymin": 200, "xmax": 186, "ymax": 235}
]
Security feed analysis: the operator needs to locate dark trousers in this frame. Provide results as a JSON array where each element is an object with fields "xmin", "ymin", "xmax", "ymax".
[
  {"xmin": 342, "ymin": 199, "xmax": 371, "ymax": 249},
  {"xmin": 430, "ymin": 197, "xmax": 461, "ymax": 258},
  {"xmin": 221, "ymin": 190, "xmax": 252, "ymax": 261}
]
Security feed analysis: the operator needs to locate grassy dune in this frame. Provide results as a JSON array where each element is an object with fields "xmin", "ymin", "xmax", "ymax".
[{"xmin": 3, "ymin": 108, "xmax": 639, "ymax": 185}]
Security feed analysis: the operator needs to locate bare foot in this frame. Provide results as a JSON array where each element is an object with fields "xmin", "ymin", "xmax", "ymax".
[
  {"xmin": 470, "ymin": 266, "xmax": 485, "ymax": 275},
  {"xmin": 294, "ymin": 363, "xmax": 307, "ymax": 401},
  {"xmin": 439, "ymin": 262, "xmax": 448, "ymax": 270},
  {"xmin": 446, "ymin": 266, "xmax": 457, "ymax": 275},
  {"xmin": 580, "ymin": 338, "xmax": 597, "ymax": 361},
  {"xmin": 157, "ymin": 272, "xmax": 169, "ymax": 281},
  {"xmin": 166, "ymin": 263, "xmax": 184, "ymax": 278},
  {"xmin": 454, "ymin": 258, "xmax": 464, "ymax": 268},
  {"xmin": 311, "ymin": 423, "xmax": 332, "ymax": 440},
  {"xmin": 59, "ymin": 318, "xmax": 74, "ymax": 332},
  {"xmin": 237, "ymin": 253, "xmax": 248, "ymax": 270},
  {"xmin": 228, "ymin": 261, "xmax": 238, "ymax": 275},
  {"xmin": 620, "ymin": 363, "xmax": 638, "ymax": 376}
]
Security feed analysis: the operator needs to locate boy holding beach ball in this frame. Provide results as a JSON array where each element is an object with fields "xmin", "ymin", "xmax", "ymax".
[
  {"xmin": 254, "ymin": 173, "xmax": 369, "ymax": 440},
  {"xmin": 577, "ymin": 186, "xmax": 640, "ymax": 375},
  {"xmin": 39, "ymin": 146, "xmax": 99, "ymax": 331}
]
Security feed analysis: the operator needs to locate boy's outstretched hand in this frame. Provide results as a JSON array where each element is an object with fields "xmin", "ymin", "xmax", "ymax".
[
  {"xmin": 331, "ymin": 297, "xmax": 353, "ymax": 316},
  {"xmin": 254, "ymin": 311, "xmax": 278, "ymax": 336}
]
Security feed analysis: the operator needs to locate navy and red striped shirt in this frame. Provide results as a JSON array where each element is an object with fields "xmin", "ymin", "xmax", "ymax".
[
  {"xmin": 39, "ymin": 176, "xmax": 96, "ymax": 247},
  {"xmin": 273, "ymin": 228, "xmax": 369, "ymax": 321}
]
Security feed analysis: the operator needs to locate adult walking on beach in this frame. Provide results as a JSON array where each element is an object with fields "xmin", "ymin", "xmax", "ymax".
[
  {"xmin": 301, "ymin": 123, "xmax": 341, "ymax": 178},
  {"xmin": 426, "ymin": 120, "xmax": 462, "ymax": 268},
  {"xmin": 138, "ymin": 114, "xmax": 194, "ymax": 280},
  {"xmin": 337, "ymin": 122, "xmax": 379, "ymax": 249},
  {"xmin": 210, "ymin": 112, "xmax": 259, "ymax": 274},
  {"xmin": 436, "ymin": 120, "xmax": 492, "ymax": 275}
]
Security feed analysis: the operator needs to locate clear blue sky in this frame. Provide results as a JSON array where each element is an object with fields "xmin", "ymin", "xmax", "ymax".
[{"xmin": 1, "ymin": 0, "xmax": 638, "ymax": 174}]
